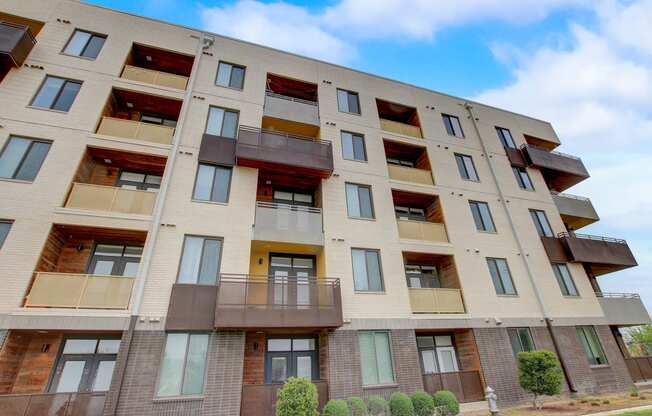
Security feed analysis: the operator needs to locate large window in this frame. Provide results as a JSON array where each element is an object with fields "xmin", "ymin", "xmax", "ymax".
[
  {"xmin": 49, "ymin": 336, "xmax": 119, "ymax": 393},
  {"xmin": 552, "ymin": 263, "xmax": 578, "ymax": 296},
  {"xmin": 496, "ymin": 127, "xmax": 516, "ymax": 148},
  {"xmin": 405, "ymin": 265, "xmax": 439, "ymax": 288},
  {"xmin": 0, "ymin": 220, "xmax": 11, "ymax": 249},
  {"xmin": 157, "ymin": 333, "xmax": 209, "ymax": 397},
  {"xmin": 88, "ymin": 243, "xmax": 142, "ymax": 277},
  {"xmin": 0, "ymin": 136, "xmax": 51, "ymax": 181},
  {"xmin": 31, "ymin": 76, "xmax": 82, "ymax": 112},
  {"xmin": 395, "ymin": 206, "xmax": 426, "ymax": 222},
  {"xmin": 352, "ymin": 248, "xmax": 383, "ymax": 292},
  {"xmin": 341, "ymin": 131, "xmax": 366, "ymax": 161},
  {"xmin": 205, "ymin": 106, "xmax": 239, "ymax": 138},
  {"xmin": 513, "ymin": 167, "xmax": 534, "ymax": 191},
  {"xmin": 177, "ymin": 236, "xmax": 222, "ymax": 285},
  {"xmin": 337, "ymin": 88, "xmax": 360, "ymax": 114},
  {"xmin": 215, "ymin": 61, "xmax": 245, "ymax": 89},
  {"xmin": 469, "ymin": 201, "xmax": 496, "ymax": 232},
  {"xmin": 487, "ymin": 258, "xmax": 516, "ymax": 295},
  {"xmin": 265, "ymin": 337, "xmax": 319, "ymax": 383},
  {"xmin": 359, "ymin": 331, "xmax": 394, "ymax": 385},
  {"xmin": 62, "ymin": 29, "xmax": 106, "ymax": 59},
  {"xmin": 442, "ymin": 114, "xmax": 464, "ymax": 138},
  {"xmin": 193, "ymin": 163, "xmax": 232, "ymax": 203},
  {"xmin": 508, "ymin": 328, "xmax": 534, "ymax": 356},
  {"xmin": 345, "ymin": 183, "xmax": 374, "ymax": 219},
  {"xmin": 576, "ymin": 326, "xmax": 608, "ymax": 366},
  {"xmin": 417, "ymin": 334, "xmax": 459, "ymax": 374},
  {"xmin": 530, "ymin": 209, "xmax": 554, "ymax": 237},
  {"xmin": 454, "ymin": 153, "xmax": 479, "ymax": 181},
  {"xmin": 116, "ymin": 171, "xmax": 161, "ymax": 191}
]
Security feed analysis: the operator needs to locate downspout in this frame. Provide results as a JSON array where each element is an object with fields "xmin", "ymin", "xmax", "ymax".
[
  {"xmin": 106, "ymin": 33, "xmax": 207, "ymax": 415},
  {"xmin": 463, "ymin": 102, "xmax": 577, "ymax": 392}
]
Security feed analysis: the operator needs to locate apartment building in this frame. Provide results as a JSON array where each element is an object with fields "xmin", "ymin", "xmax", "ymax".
[{"xmin": 0, "ymin": 1, "xmax": 649, "ymax": 415}]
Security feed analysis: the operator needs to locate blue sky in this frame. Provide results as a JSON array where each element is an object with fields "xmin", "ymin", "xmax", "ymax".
[{"xmin": 88, "ymin": 0, "xmax": 652, "ymax": 310}]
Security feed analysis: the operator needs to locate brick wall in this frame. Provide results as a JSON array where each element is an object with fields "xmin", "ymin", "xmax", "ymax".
[
  {"xmin": 114, "ymin": 330, "xmax": 245, "ymax": 416},
  {"xmin": 242, "ymin": 332, "xmax": 264, "ymax": 385}
]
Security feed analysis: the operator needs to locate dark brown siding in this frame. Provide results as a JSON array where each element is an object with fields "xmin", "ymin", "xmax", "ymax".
[
  {"xmin": 166, "ymin": 284, "xmax": 218, "ymax": 331},
  {"xmin": 199, "ymin": 134, "xmax": 236, "ymax": 166}
]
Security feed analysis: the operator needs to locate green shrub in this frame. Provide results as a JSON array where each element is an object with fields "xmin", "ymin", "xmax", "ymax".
[
  {"xmin": 389, "ymin": 392, "xmax": 414, "ymax": 416},
  {"xmin": 275, "ymin": 377, "xmax": 319, "ymax": 416},
  {"xmin": 323, "ymin": 399, "xmax": 350, "ymax": 416},
  {"xmin": 367, "ymin": 396, "xmax": 390, "ymax": 416},
  {"xmin": 517, "ymin": 350, "xmax": 563, "ymax": 409},
  {"xmin": 410, "ymin": 391, "xmax": 435, "ymax": 416},
  {"xmin": 348, "ymin": 397, "xmax": 368, "ymax": 416},
  {"xmin": 631, "ymin": 385, "xmax": 640, "ymax": 397},
  {"xmin": 432, "ymin": 391, "xmax": 459, "ymax": 416}
]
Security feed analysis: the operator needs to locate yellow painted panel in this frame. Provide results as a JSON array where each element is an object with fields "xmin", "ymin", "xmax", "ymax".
[
  {"xmin": 25, "ymin": 273, "xmax": 86, "ymax": 308},
  {"xmin": 408, "ymin": 288, "xmax": 464, "ymax": 313},
  {"xmin": 388, "ymin": 164, "xmax": 434, "ymax": 185},
  {"xmin": 79, "ymin": 276, "xmax": 135, "ymax": 309},
  {"xmin": 397, "ymin": 219, "xmax": 448, "ymax": 242},
  {"xmin": 97, "ymin": 117, "xmax": 174, "ymax": 145},
  {"xmin": 112, "ymin": 188, "xmax": 157, "ymax": 215},
  {"xmin": 121, "ymin": 65, "xmax": 188, "ymax": 90},
  {"xmin": 380, "ymin": 118, "xmax": 422, "ymax": 138},
  {"xmin": 66, "ymin": 183, "xmax": 116, "ymax": 211}
]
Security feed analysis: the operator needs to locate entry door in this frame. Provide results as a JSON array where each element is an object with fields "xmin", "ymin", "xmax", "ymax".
[
  {"xmin": 49, "ymin": 338, "xmax": 119, "ymax": 393},
  {"xmin": 87, "ymin": 243, "xmax": 142, "ymax": 277},
  {"xmin": 268, "ymin": 255, "xmax": 316, "ymax": 307}
]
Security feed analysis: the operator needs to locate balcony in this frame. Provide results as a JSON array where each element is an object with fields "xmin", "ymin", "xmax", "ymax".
[
  {"xmin": 521, "ymin": 144, "xmax": 589, "ymax": 191},
  {"xmin": 408, "ymin": 288, "xmax": 465, "ymax": 313},
  {"xmin": 388, "ymin": 165, "xmax": 433, "ymax": 185},
  {"xmin": 166, "ymin": 283, "xmax": 219, "ymax": 330},
  {"xmin": 25, "ymin": 272, "xmax": 135, "ymax": 309},
  {"xmin": 253, "ymin": 201, "xmax": 324, "ymax": 246},
  {"xmin": 96, "ymin": 117, "xmax": 174, "ymax": 145},
  {"xmin": 236, "ymin": 126, "xmax": 333, "ymax": 177},
  {"xmin": 541, "ymin": 232, "xmax": 637, "ymax": 276},
  {"xmin": 551, "ymin": 192, "xmax": 599, "ymax": 230},
  {"xmin": 0, "ymin": 21, "xmax": 36, "ymax": 68},
  {"xmin": 422, "ymin": 371, "xmax": 484, "ymax": 403},
  {"xmin": 121, "ymin": 65, "xmax": 188, "ymax": 90},
  {"xmin": 597, "ymin": 292, "xmax": 651, "ymax": 326},
  {"xmin": 397, "ymin": 219, "xmax": 447, "ymax": 242},
  {"xmin": 214, "ymin": 275, "xmax": 343, "ymax": 329},
  {"xmin": 65, "ymin": 183, "xmax": 157, "ymax": 215},
  {"xmin": 377, "ymin": 98, "xmax": 422, "ymax": 139},
  {"xmin": 384, "ymin": 140, "xmax": 434, "ymax": 185},
  {"xmin": 120, "ymin": 43, "xmax": 193, "ymax": 90},
  {"xmin": 241, "ymin": 381, "xmax": 328, "ymax": 416},
  {"xmin": 264, "ymin": 92, "xmax": 319, "ymax": 128},
  {"xmin": 380, "ymin": 118, "xmax": 423, "ymax": 138},
  {"xmin": 263, "ymin": 74, "xmax": 320, "ymax": 137},
  {"xmin": 0, "ymin": 392, "xmax": 105, "ymax": 416}
]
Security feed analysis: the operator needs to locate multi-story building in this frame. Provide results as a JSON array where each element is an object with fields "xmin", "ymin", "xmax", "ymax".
[{"xmin": 0, "ymin": 1, "xmax": 649, "ymax": 415}]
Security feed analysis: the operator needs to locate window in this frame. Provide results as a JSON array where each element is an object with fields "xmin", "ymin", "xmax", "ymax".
[
  {"xmin": 62, "ymin": 30, "xmax": 106, "ymax": 59},
  {"xmin": 394, "ymin": 206, "xmax": 426, "ymax": 222},
  {"xmin": 576, "ymin": 326, "xmax": 608, "ymax": 366},
  {"xmin": 469, "ymin": 201, "xmax": 496, "ymax": 232},
  {"xmin": 215, "ymin": 61, "xmax": 245, "ymax": 89},
  {"xmin": 31, "ymin": 76, "xmax": 82, "ymax": 112},
  {"xmin": 416, "ymin": 335, "xmax": 459, "ymax": 374},
  {"xmin": 265, "ymin": 337, "xmax": 318, "ymax": 383},
  {"xmin": 88, "ymin": 243, "xmax": 142, "ymax": 277},
  {"xmin": 49, "ymin": 336, "xmax": 119, "ymax": 393},
  {"xmin": 552, "ymin": 263, "xmax": 578, "ymax": 296},
  {"xmin": 386, "ymin": 157, "xmax": 414, "ymax": 167},
  {"xmin": 177, "ymin": 236, "xmax": 222, "ymax": 284},
  {"xmin": 140, "ymin": 113, "xmax": 177, "ymax": 127},
  {"xmin": 508, "ymin": 328, "xmax": 534, "ymax": 356},
  {"xmin": 530, "ymin": 209, "xmax": 554, "ymax": 237},
  {"xmin": 496, "ymin": 127, "xmax": 516, "ymax": 148},
  {"xmin": 345, "ymin": 183, "xmax": 374, "ymax": 219},
  {"xmin": 116, "ymin": 171, "xmax": 161, "ymax": 191},
  {"xmin": 0, "ymin": 220, "xmax": 12, "ymax": 249},
  {"xmin": 0, "ymin": 136, "xmax": 51, "ymax": 181},
  {"xmin": 454, "ymin": 153, "xmax": 479, "ymax": 181},
  {"xmin": 352, "ymin": 248, "xmax": 383, "ymax": 291},
  {"xmin": 487, "ymin": 258, "xmax": 516, "ymax": 295},
  {"xmin": 193, "ymin": 163, "xmax": 232, "ymax": 203},
  {"xmin": 337, "ymin": 89, "xmax": 360, "ymax": 114},
  {"xmin": 442, "ymin": 114, "xmax": 464, "ymax": 138},
  {"xmin": 359, "ymin": 331, "xmax": 394, "ymax": 385},
  {"xmin": 205, "ymin": 106, "xmax": 239, "ymax": 138},
  {"xmin": 157, "ymin": 333, "xmax": 209, "ymax": 397},
  {"xmin": 273, "ymin": 189, "xmax": 314, "ymax": 207},
  {"xmin": 513, "ymin": 167, "xmax": 534, "ymax": 191},
  {"xmin": 341, "ymin": 131, "xmax": 366, "ymax": 161},
  {"xmin": 405, "ymin": 265, "xmax": 439, "ymax": 288}
]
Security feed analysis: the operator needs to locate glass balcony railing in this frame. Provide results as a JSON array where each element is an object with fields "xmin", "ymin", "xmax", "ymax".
[
  {"xmin": 408, "ymin": 288, "xmax": 465, "ymax": 313},
  {"xmin": 120, "ymin": 65, "xmax": 189, "ymax": 89},
  {"xmin": 96, "ymin": 116, "xmax": 175, "ymax": 145},
  {"xmin": 65, "ymin": 183, "xmax": 157, "ymax": 215}
]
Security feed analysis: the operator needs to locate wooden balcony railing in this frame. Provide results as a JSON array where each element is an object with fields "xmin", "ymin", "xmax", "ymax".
[
  {"xmin": 0, "ymin": 392, "xmax": 106, "ymax": 416},
  {"xmin": 24, "ymin": 272, "xmax": 135, "ymax": 309},
  {"xmin": 397, "ymin": 219, "xmax": 448, "ymax": 242},
  {"xmin": 120, "ymin": 65, "xmax": 188, "ymax": 90},
  {"xmin": 380, "ymin": 118, "xmax": 423, "ymax": 138},
  {"xmin": 388, "ymin": 164, "xmax": 434, "ymax": 185},
  {"xmin": 422, "ymin": 371, "xmax": 484, "ymax": 403},
  {"xmin": 241, "ymin": 381, "xmax": 328, "ymax": 416},
  {"xmin": 408, "ymin": 288, "xmax": 465, "ymax": 314},
  {"xmin": 65, "ymin": 183, "xmax": 157, "ymax": 215},
  {"xmin": 96, "ymin": 116, "xmax": 175, "ymax": 145}
]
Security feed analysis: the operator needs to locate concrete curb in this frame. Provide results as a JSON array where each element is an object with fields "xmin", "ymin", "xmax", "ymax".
[{"xmin": 582, "ymin": 404, "xmax": 652, "ymax": 416}]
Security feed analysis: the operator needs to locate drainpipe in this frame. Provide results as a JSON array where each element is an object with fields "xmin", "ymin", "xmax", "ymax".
[
  {"xmin": 463, "ymin": 102, "xmax": 577, "ymax": 392},
  {"xmin": 106, "ymin": 33, "xmax": 208, "ymax": 415}
]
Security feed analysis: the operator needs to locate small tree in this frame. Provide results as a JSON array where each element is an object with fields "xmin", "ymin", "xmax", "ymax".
[
  {"xmin": 518, "ymin": 350, "xmax": 563, "ymax": 409},
  {"xmin": 367, "ymin": 396, "xmax": 390, "ymax": 416},
  {"xmin": 323, "ymin": 399, "xmax": 351, "ymax": 416},
  {"xmin": 411, "ymin": 390, "xmax": 435, "ymax": 416},
  {"xmin": 389, "ymin": 392, "xmax": 415, "ymax": 416},
  {"xmin": 348, "ymin": 397, "xmax": 368, "ymax": 416},
  {"xmin": 275, "ymin": 377, "xmax": 318, "ymax": 416}
]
